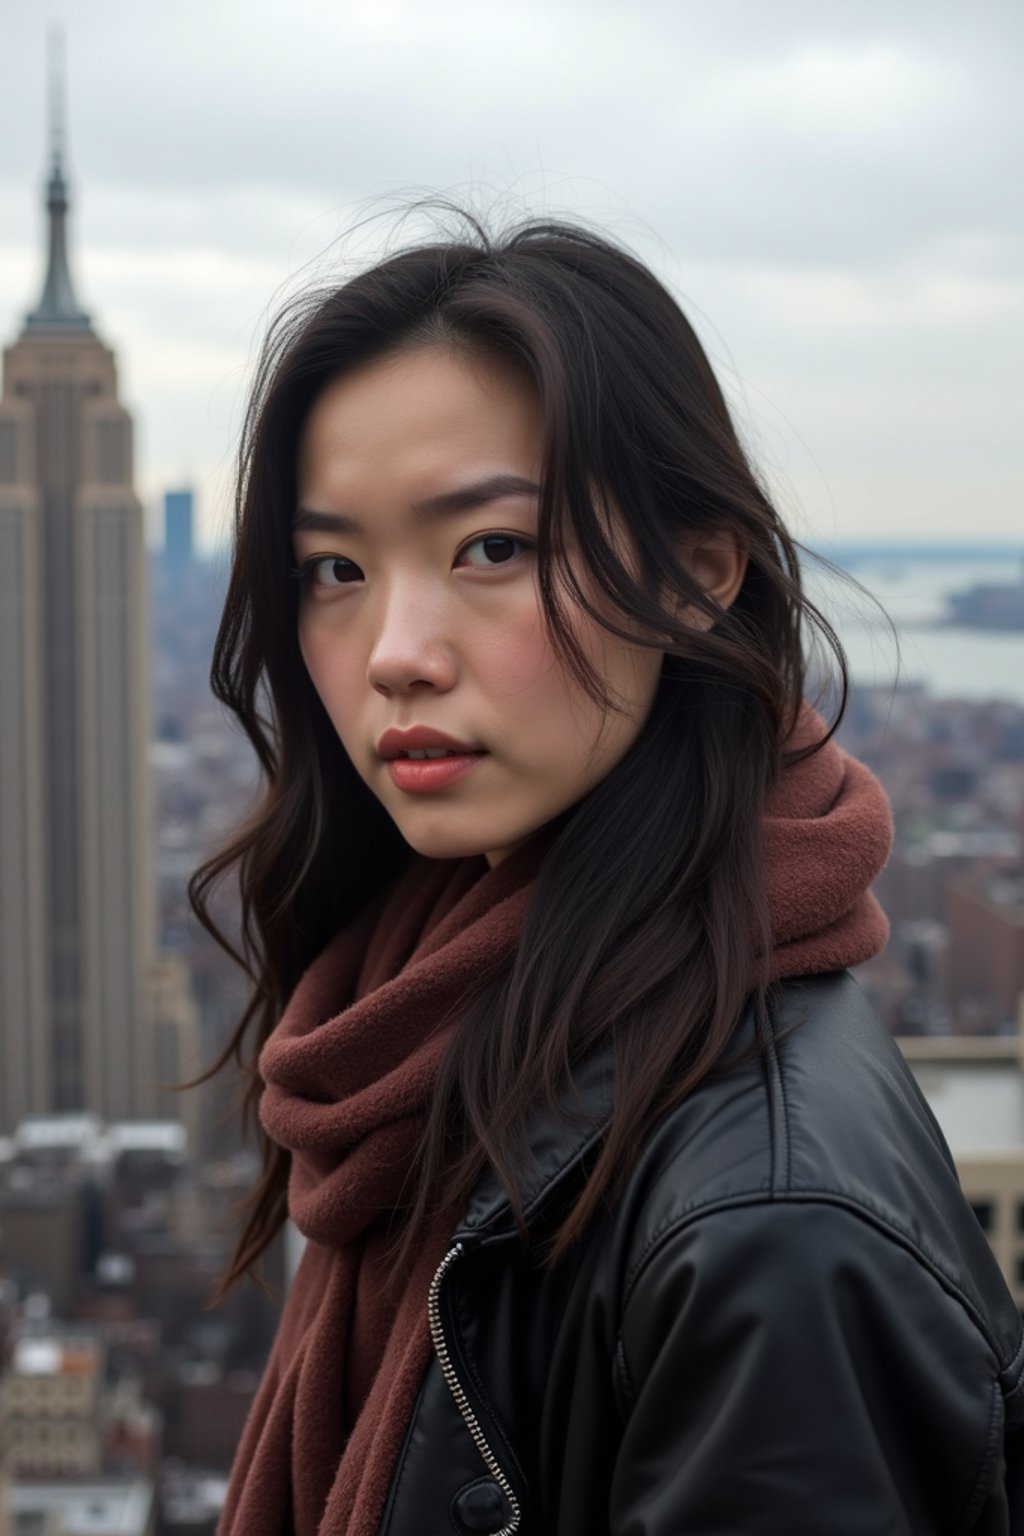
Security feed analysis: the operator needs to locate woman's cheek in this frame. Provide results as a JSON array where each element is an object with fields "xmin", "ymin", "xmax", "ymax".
[
  {"xmin": 473, "ymin": 591, "xmax": 568, "ymax": 698},
  {"xmin": 298, "ymin": 624, "xmax": 359, "ymax": 742}
]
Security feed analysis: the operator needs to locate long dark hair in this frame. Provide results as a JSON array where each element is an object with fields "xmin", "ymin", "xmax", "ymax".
[{"xmin": 188, "ymin": 209, "xmax": 848, "ymax": 1298}]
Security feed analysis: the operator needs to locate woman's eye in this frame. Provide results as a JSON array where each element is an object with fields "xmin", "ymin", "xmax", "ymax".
[
  {"xmin": 296, "ymin": 555, "xmax": 362, "ymax": 588},
  {"xmin": 456, "ymin": 534, "xmax": 532, "ymax": 569}
]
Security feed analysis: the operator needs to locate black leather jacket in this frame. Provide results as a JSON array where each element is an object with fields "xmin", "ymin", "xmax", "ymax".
[{"xmin": 378, "ymin": 973, "xmax": 1024, "ymax": 1535}]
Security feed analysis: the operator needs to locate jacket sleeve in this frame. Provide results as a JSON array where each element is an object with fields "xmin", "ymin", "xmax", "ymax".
[{"xmin": 610, "ymin": 1199, "xmax": 1013, "ymax": 1535}]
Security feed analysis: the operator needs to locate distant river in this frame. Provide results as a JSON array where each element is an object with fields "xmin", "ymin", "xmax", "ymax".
[{"xmin": 803, "ymin": 555, "xmax": 1024, "ymax": 707}]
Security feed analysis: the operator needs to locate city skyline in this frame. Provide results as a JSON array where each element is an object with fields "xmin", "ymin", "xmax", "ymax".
[{"xmin": 0, "ymin": 1, "xmax": 1021, "ymax": 552}]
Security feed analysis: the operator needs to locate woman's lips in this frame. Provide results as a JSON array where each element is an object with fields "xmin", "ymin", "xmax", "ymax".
[
  {"xmin": 386, "ymin": 751, "xmax": 487, "ymax": 793},
  {"xmin": 377, "ymin": 726, "xmax": 477, "ymax": 758}
]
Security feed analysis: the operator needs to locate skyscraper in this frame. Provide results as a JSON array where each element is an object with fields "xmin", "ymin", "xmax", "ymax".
[
  {"xmin": 0, "ymin": 64, "xmax": 196, "ymax": 1137},
  {"xmin": 163, "ymin": 489, "xmax": 194, "ymax": 582}
]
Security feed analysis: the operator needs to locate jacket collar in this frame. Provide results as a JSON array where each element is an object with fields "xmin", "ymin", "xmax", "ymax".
[
  {"xmin": 452, "ymin": 1035, "xmax": 618, "ymax": 1242},
  {"xmin": 451, "ymin": 987, "xmax": 767, "ymax": 1243}
]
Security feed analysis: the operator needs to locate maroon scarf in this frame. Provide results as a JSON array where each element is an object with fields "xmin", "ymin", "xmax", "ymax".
[{"xmin": 218, "ymin": 704, "xmax": 893, "ymax": 1536}]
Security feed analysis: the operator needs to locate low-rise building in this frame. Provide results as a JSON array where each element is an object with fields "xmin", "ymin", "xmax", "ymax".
[
  {"xmin": 6, "ymin": 1477, "xmax": 154, "ymax": 1535},
  {"xmin": 0, "ymin": 1335, "xmax": 103, "ymax": 1479},
  {"xmin": 899, "ymin": 997, "xmax": 1024, "ymax": 1311},
  {"xmin": 0, "ymin": 1330, "xmax": 159, "ymax": 1483}
]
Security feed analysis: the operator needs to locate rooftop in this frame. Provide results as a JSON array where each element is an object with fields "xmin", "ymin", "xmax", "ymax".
[
  {"xmin": 15, "ymin": 1115, "xmax": 102, "ymax": 1153},
  {"xmin": 909, "ymin": 1060, "xmax": 1024, "ymax": 1155},
  {"xmin": 12, "ymin": 1335, "xmax": 100, "ymax": 1377},
  {"xmin": 10, "ymin": 1478, "xmax": 153, "ymax": 1536},
  {"xmin": 104, "ymin": 1122, "xmax": 187, "ymax": 1157}
]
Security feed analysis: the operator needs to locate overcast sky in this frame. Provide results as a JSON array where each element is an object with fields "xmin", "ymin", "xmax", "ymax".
[{"xmin": 1, "ymin": 0, "xmax": 1021, "ymax": 550}]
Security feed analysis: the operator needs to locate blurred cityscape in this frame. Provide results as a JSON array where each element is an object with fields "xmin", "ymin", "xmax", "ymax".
[
  {"xmin": 840, "ymin": 683, "xmax": 1024, "ymax": 1040},
  {"xmin": 1, "ymin": 90, "xmax": 1023, "ymax": 1536}
]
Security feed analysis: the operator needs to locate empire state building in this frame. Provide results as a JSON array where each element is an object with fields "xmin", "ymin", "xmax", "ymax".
[{"xmin": 0, "ymin": 111, "xmax": 191, "ymax": 1132}]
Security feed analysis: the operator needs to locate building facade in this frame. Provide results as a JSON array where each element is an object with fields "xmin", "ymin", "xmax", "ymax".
[
  {"xmin": 0, "ymin": 118, "xmax": 194, "ymax": 1134},
  {"xmin": 946, "ymin": 869, "xmax": 1024, "ymax": 1031}
]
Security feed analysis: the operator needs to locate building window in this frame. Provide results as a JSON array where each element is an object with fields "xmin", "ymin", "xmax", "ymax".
[
  {"xmin": 0, "ymin": 419, "xmax": 16, "ymax": 482},
  {"xmin": 970, "ymin": 1200, "xmax": 995, "ymax": 1233}
]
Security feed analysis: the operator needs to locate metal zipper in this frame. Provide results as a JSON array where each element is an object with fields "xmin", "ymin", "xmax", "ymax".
[{"xmin": 427, "ymin": 1241, "xmax": 522, "ymax": 1536}]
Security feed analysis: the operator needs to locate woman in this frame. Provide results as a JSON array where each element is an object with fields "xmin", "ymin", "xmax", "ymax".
[{"xmin": 192, "ymin": 214, "xmax": 1023, "ymax": 1534}]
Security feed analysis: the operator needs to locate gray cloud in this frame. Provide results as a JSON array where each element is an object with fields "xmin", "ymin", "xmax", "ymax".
[{"xmin": 0, "ymin": 0, "xmax": 1020, "ymax": 541}]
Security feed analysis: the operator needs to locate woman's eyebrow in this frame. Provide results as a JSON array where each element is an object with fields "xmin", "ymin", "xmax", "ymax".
[{"xmin": 292, "ymin": 473, "xmax": 541, "ymax": 535}]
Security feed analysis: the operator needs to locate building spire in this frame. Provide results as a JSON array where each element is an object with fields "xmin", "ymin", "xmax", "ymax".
[{"xmin": 25, "ymin": 26, "xmax": 92, "ymax": 333}]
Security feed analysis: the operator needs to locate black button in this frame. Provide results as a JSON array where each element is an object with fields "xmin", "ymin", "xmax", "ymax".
[{"xmin": 452, "ymin": 1476, "xmax": 512, "ymax": 1533}]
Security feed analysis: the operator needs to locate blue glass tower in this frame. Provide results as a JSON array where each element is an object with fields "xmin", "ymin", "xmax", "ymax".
[{"xmin": 163, "ymin": 489, "xmax": 194, "ymax": 580}]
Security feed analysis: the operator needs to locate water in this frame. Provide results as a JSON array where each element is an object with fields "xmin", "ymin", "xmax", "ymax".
[{"xmin": 804, "ymin": 555, "xmax": 1024, "ymax": 706}]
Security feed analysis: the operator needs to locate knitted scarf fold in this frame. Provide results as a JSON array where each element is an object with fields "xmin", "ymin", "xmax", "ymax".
[{"xmin": 218, "ymin": 703, "xmax": 893, "ymax": 1536}]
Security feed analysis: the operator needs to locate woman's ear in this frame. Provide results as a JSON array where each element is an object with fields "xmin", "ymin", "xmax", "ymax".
[{"xmin": 675, "ymin": 532, "xmax": 748, "ymax": 630}]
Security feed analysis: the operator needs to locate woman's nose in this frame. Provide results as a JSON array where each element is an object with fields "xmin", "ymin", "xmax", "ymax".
[{"xmin": 367, "ymin": 586, "xmax": 458, "ymax": 697}]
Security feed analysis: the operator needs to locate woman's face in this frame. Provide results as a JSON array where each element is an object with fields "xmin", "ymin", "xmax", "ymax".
[{"xmin": 293, "ymin": 344, "xmax": 664, "ymax": 866}]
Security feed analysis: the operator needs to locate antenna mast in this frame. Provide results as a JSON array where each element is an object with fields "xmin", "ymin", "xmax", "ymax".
[
  {"xmin": 25, "ymin": 23, "xmax": 91, "ymax": 331},
  {"xmin": 48, "ymin": 24, "xmax": 66, "ymax": 174}
]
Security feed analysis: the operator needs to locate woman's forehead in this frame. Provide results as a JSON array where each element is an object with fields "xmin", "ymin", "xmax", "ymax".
[{"xmin": 297, "ymin": 346, "xmax": 545, "ymax": 506}]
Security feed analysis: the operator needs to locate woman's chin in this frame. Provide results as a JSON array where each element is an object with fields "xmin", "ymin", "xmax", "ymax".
[
  {"xmin": 396, "ymin": 822, "xmax": 500, "ymax": 864},
  {"xmin": 393, "ymin": 814, "xmax": 537, "ymax": 868}
]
